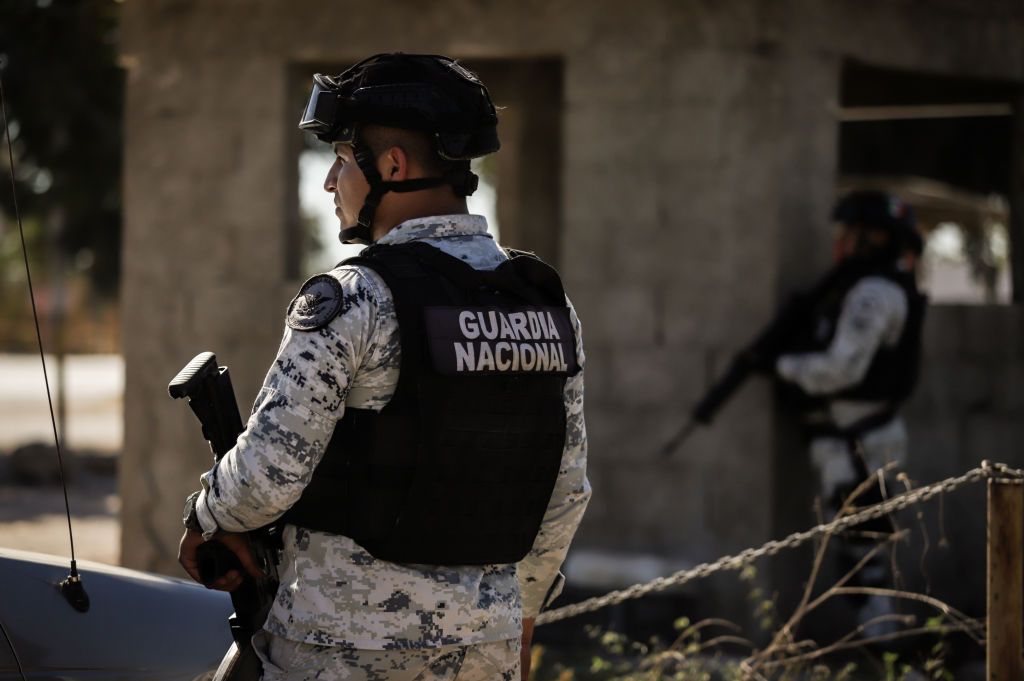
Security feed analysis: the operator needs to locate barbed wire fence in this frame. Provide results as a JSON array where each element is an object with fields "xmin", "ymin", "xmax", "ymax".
[{"xmin": 537, "ymin": 460, "xmax": 1024, "ymax": 626}]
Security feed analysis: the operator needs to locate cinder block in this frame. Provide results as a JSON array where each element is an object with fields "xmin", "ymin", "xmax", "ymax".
[
  {"xmin": 564, "ymin": 39, "xmax": 671, "ymax": 105},
  {"xmin": 578, "ymin": 457, "xmax": 710, "ymax": 555},
  {"xmin": 563, "ymin": 104, "xmax": 668, "ymax": 165},
  {"xmin": 964, "ymin": 415, "xmax": 1024, "ymax": 468},
  {"xmin": 993, "ymin": 362, "xmax": 1024, "ymax": 413},
  {"xmin": 595, "ymin": 286, "xmax": 659, "ymax": 346},
  {"xmin": 666, "ymin": 49, "xmax": 756, "ymax": 105},
  {"xmin": 949, "ymin": 362, "xmax": 998, "ymax": 411},
  {"xmin": 904, "ymin": 423, "xmax": 959, "ymax": 484},
  {"xmin": 606, "ymin": 346, "xmax": 695, "ymax": 407},
  {"xmin": 663, "ymin": 281, "xmax": 732, "ymax": 347}
]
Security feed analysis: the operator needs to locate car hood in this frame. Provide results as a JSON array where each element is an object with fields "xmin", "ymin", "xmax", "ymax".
[{"xmin": 0, "ymin": 548, "xmax": 235, "ymax": 680}]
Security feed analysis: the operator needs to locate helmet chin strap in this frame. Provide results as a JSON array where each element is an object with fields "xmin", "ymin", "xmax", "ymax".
[
  {"xmin": 338, "ymin": 139, "xmax": 387, "ymax": 245},
  {"xmin": 338, "ymin": 136, "xmax": 480, "ymax": 246},
  {"xmin": 339, "ymin": 223, "xmax": 374, "ymax": 246}
]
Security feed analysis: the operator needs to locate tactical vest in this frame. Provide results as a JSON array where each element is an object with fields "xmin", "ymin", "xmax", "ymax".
[
  {"xmin": 805, "ymin": 262, "xmax": 926, "ymax": 404},
  {"xmin": 282, "ymin": 242, "xmax": 579, "ymax": 565}
]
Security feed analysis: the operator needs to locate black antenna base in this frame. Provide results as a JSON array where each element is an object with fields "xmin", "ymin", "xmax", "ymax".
[{"xmin": 59, "ymin": 561, "xmax": 90, "ymax": 613}]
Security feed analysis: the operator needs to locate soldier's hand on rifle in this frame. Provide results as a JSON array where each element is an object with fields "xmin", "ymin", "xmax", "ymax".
[{"xmin": 178, "ymin": 529, "xmax": 264, "ymax": 592}]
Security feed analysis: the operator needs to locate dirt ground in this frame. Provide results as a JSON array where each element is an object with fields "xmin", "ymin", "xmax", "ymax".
[
  {"xmin": 0, "ymin": 354, "xmax": 122, "ymax": 566},
  {"xmin": 0, "ymin": 466, "xmax": 120, "ymax": 566}
]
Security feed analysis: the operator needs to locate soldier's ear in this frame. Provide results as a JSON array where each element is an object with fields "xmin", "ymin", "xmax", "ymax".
[{"xmin": 379, "ymin": 146, "xmax": 408, "ymax": 182}]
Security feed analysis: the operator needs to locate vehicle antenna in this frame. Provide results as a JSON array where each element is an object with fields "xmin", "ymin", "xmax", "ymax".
[{"xmin": 0, "ymin": 55, "xmax": 90, "ymax": 614}]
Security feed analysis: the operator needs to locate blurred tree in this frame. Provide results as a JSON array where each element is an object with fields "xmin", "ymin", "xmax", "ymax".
[{"xmin": 0, "ymin": 0, "xmax": 123, "ymax": 298}]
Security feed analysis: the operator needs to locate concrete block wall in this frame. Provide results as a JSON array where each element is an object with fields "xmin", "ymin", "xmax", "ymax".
[
  {"xmin": 891, "ymin": 305, "xmax": 1024, "ymax": 617},
  {"xmin": 119, "ymin": 0, "xmax": 1024, "ymax": 623}
]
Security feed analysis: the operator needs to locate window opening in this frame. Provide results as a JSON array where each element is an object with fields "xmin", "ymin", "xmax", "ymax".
[{"xmin": 837, "ymin": 61, "xmax": 1018, "ymax": 304}]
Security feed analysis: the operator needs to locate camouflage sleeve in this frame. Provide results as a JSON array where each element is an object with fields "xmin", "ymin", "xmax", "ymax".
[
  {"xmin": 518, "ymin": 298, "xmax": 591, "ymax": 618},
  {"xmin": 776, "ymin": 277, "xmax": 907, "ymax": 395},
  {"xmin": 195, "ymin": 266, "xmax": 385, "ymax": 533}
]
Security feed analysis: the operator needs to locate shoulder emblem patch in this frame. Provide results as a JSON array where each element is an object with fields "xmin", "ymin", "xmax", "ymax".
[{"xmin": 286, "ymin": 274, "xmax": 344, "ymax": 331}]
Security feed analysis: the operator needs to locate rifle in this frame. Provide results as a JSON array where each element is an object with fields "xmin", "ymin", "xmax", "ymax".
[
  {"xmin": 168, "ymin": 351, "xmax": 280, "ymax": 681},
  {"xmin": 663, "ymin": 261, "xmax": 863, "ymax": 456}
]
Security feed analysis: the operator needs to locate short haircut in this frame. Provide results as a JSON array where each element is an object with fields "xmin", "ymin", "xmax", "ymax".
[{"xmin": 360, "ymin": 124, "xmax": 454, "ymax": 176}]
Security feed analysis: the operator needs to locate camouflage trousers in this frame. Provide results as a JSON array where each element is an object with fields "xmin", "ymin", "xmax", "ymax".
[
  {"xmin": 808, "ymin": 416, "xmax": 908, "ymax": 633},
  {"xmin": 253, "ymin": 630, "xmax": 520, "ymax": 681}
]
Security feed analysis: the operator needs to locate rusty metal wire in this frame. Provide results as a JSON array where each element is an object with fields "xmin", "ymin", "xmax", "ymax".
[{"xmin": 537, "ymin": 460, "xmax": 1022, "ymax": 626}]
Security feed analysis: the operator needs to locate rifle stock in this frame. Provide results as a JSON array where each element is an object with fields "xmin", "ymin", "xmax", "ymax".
[
  {"xmin": 169, "ymin": 351, "xmax": 279, "ymax": 681},
  {"xmin": 168, "ymin": 352, "xmax": 244, "ymax": 457}
]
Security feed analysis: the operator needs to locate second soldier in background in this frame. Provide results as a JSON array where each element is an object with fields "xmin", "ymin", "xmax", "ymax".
[{"xmin": 774, "ymin": 190, "xmax": 926, "ymax": 634}]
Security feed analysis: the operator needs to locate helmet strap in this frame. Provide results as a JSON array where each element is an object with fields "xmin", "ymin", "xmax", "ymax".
[
  {"xmin": 337, "ymin": 137, "xmax": 387, "ymax": 245},
  {"xmin": 339, "ymin": 135, "xmax": 481, "ymax": 245},
  {"xmin": 339, "ymin": 223, "xmax": 373, "ymax": 245}
]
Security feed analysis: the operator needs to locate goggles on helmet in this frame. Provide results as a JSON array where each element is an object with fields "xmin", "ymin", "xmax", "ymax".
[{"xmin": 299, "ymin": 74, "xmax": 349, "ymax": 143}]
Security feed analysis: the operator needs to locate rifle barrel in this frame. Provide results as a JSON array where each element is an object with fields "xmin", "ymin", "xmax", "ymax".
[{"xmin": 662, "ymin": 419, "xmax": 698, "ymax": 457}]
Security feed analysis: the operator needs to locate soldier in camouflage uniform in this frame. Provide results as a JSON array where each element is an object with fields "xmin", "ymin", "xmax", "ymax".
[
  {"xmin": 178, "ymin": 53, "xmax": 590, "ymax": 680},
  {"xmin": 774, "ymin": 190, "xmax": 925, "ymax": 634}
]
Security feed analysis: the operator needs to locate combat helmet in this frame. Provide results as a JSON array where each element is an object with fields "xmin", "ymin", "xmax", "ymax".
[
  {"xmin": 299, "ymin": 52, "xmax": 500, "ymax": 244},
  {"xmin": 831, "ymin": 190, "xmax": 919, "ymax": 262}
]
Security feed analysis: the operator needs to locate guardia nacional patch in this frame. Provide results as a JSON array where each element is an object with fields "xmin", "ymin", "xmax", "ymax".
[
  {"xmin": 286, "ymin": 274, "xmax": 344, "ymax": 331},
  {"xmin": 424, "ymin": 305, "xmax": 578, "ymax": 375}
]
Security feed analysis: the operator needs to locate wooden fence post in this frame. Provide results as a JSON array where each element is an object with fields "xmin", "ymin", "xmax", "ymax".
[{"xmin": 988, "ymin": 476, "xmax": 1023, "ymax": 681}]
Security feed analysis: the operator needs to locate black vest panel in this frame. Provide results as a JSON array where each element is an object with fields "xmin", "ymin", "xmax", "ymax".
[
  {"xmin": 283, "ymin": 242, "xmax": 578, "ymax": 565},
  {"xmin": 806, "ymin": 263, "xmax": 926, "ymax": 404}
]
